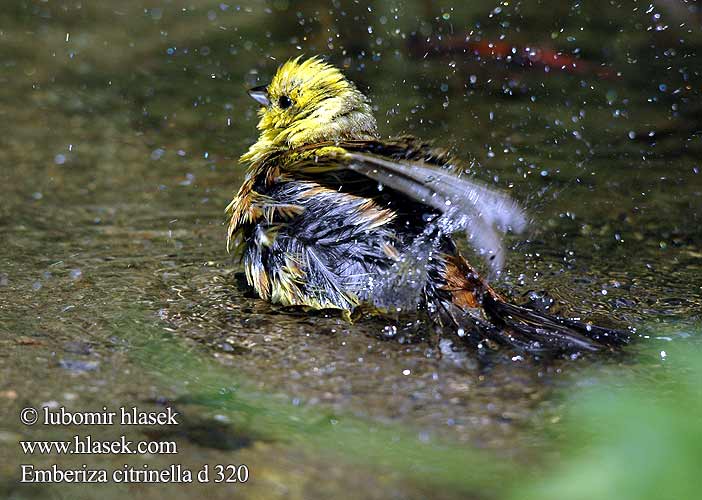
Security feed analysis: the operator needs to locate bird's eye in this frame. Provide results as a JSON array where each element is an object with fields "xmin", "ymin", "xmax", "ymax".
[{"xmin": 278, "ymin": 95, "xmax": 293, "ymax": 109}]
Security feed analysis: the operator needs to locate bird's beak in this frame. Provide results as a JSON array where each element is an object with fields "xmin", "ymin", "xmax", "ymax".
[{"xmin": 248, "ymin": 85, "xmax": 270, "ymax": 107}]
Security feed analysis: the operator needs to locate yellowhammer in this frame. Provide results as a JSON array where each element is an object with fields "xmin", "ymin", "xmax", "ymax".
[{"xmin": 226, "ymin": 56, "xmax": 628, "ymax": 354}]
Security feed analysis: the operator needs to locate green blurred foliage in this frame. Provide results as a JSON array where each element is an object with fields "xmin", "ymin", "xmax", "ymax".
[{"xmin": 516, "ymin": 341, "xmax": 702, "ymax": 500}]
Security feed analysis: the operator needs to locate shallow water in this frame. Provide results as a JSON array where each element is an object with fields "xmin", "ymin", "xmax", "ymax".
[{"xmin": 1, "ymin": 1, "xmax": 701, "ymax": 498}]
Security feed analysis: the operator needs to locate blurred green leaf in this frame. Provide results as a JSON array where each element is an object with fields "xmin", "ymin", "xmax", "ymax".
[{"xmin": 514, "ymin": 339, "xmax": 702, "ymax": 500}]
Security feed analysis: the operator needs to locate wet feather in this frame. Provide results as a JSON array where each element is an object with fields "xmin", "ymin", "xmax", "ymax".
[{"xmin": 226, "ymin": 56, "xmax": 628, "ymax": 354}]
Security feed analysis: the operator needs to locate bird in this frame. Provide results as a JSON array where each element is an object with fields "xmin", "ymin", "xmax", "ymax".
[{"xmin": 226, "ymin": 56, "xmax": 628, "ymax": 354}]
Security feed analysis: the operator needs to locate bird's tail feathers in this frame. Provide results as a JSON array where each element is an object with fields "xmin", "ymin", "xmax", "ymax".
[{"xmin": 476, "ymin": 295, "xmax": 629, "ymax": 354}]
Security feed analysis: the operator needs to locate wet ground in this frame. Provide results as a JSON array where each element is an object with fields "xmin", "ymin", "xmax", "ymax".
[{"xmin": 1, "ymin": 1, "xmax": 701, "ymax": 499}]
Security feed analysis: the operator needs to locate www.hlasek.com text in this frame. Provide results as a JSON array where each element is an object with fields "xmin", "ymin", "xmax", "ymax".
[{"xmin": 21, "ymin": 435, "xmax": 177, "ymax": 455}]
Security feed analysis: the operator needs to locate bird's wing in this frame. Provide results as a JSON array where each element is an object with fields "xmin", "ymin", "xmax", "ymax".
[
  {"xmin": 290, "ymin": 140, "xmax": 527, "ymax": 278},
  {"xmin": 343, "ymin": 151, "xmax": 526, "ymax": 277}
]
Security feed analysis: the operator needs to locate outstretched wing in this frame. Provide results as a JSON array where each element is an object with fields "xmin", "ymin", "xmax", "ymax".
[{"xmin": 289, "ymin": 139, "xmax": 527, "ymax": 278}]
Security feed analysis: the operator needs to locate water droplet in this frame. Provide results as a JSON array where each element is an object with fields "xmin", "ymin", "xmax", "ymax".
[
  {"xmin": 179, "ymin": 173, "xmax": 195, "ymax": 186},
  {"xmin": 151, "ymin": 148, "xmax": 165, "ymax": 160}
]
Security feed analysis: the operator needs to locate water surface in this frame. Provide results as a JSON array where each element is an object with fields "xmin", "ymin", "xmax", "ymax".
[{"xmin": 1, "ymin": 1, "xmax": 700, "ymax": 498}]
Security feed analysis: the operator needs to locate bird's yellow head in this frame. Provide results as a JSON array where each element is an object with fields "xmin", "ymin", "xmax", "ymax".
[{"xmin": 242, "ymin": 57, "xmax": 378, "ymax": 163}]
